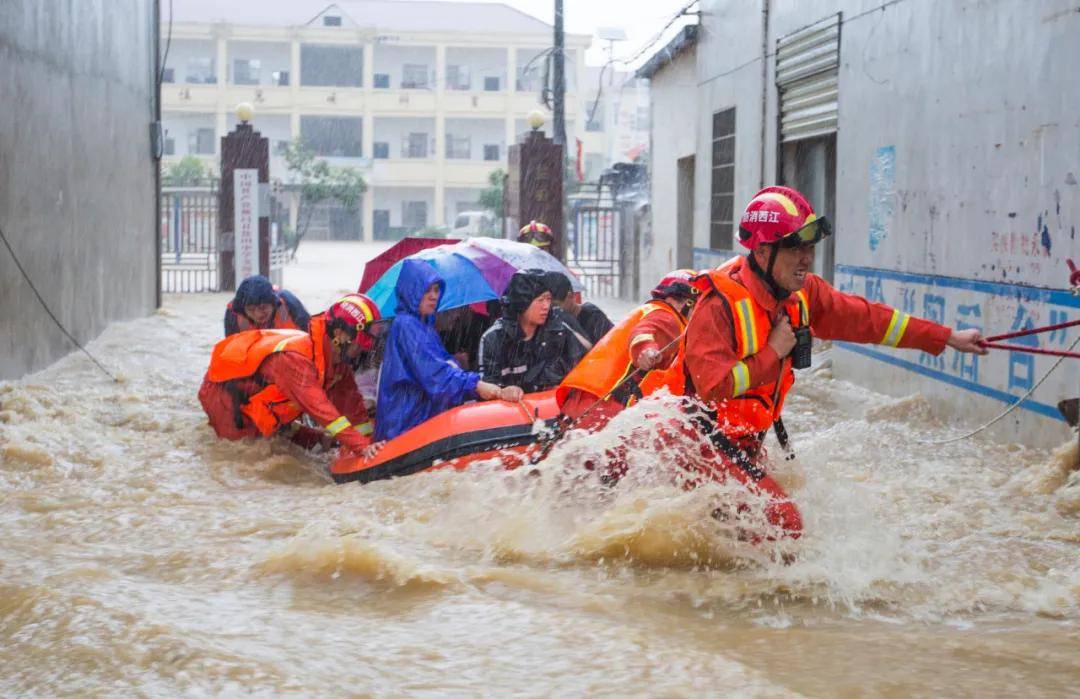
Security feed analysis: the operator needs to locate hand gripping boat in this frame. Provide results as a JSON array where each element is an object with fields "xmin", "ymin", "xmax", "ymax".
[{"xmin": 330, "ymin": 391, "xmax": 561, "ymax": 484}]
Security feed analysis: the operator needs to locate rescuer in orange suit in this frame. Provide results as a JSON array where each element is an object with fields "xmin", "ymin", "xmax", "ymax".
[
  {"xmin": 198, "ymin": 294, "xmax": 385, "ymax": 455},
  {"xmin": 557, "ymin": 269, "xmax": 700, "ymax": 431},
  {"xmin": 680, "ymin": 186, "xmax": 988, "ymax": 534}
]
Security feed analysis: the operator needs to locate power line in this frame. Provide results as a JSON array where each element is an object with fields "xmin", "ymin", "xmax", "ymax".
[
  {"xmin": 0, "ymin": 224, "xmax": 119, "ymax": 382},
  {"xmin": 698, "ymin": 0, "xmax": 909, "ymax": 87}
]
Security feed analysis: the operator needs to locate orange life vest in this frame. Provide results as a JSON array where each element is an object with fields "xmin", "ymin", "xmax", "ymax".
[
  {"xmin": 692, "ymin": 260, "xmax": 810, "ymax": 438},
  {"xmin": 206, "ymin": 318, "xmax": 330, "ymax": 437},
  {"xmin": 556, "ymin": 299, "xmax": 687, "ymax": 409},
  {"xmin": 227, "ymin": 299, "xmax": 301, "ymax": 333}
]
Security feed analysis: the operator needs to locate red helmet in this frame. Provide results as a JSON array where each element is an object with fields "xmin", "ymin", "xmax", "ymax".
[
  {"xmin": 651, "ymin": 269, "xmax": 698, "ymax": 300},
  {"xmin": 326, "ymin": 294, "xmax": 383, "ymax": 351},
  {"xmin": 737, "ymin": 186, "xmax": 832, "ymax": 250},
  {"xmin": 518, "ymin": 220, "xmax": 554, "ymax": 248}
]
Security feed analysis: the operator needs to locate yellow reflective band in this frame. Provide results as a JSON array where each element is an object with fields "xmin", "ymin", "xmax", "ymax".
[
  {"xmin": 629, "ymin": 333, "xmax": 655, "ymax": 348},
  {"xmin": 795, "ymin": 290, "xmax": 810, "ymax": 326},
  {"xmin": 731, "ymin": 361, "xmax": 751, "ymax": 397},
  {"xmin": 325, "ymin": 416, "xmax": 351, "ymax": 436},
  {"xmin": 757, "ymin": 192, "xmax": 799, "ymax": 217},
  {"xmin": 273, "ymin": 338, "xmax": 291, "ymax": 353},
  {"xmin": 355, "ymin": 421, "xmax": 374, "ymax": 436},
  {"xmin": 881, "ymin": 310, "xmax": 911, "ymax": 347},
  {"xmin": 735, "ymin": 299, "xmax": 758, "ymax": 356}
]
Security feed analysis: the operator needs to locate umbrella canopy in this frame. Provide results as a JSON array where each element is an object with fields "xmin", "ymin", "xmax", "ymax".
[
  {"xmin": 364, "ymin": 237, "xmax": 584, "ymax": 318},
  {"xmin": 357, "ymin": 237, "xmax": 459, "ymax": 293},
  {"xmin": 467, "ymin": 238, "xmax": 584, "ymax": 291}
]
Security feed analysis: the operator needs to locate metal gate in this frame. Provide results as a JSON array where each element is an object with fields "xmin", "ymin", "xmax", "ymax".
[
  {"xmin": 161, "ymin": 186, "xmax": 219, "ymax": 292},
  {"xmin": 569, "ymin": 205, "xmax": 622, "ymax": 298},
  {"xmin": 776, "ymin": 13, "xmax": 841, "ymax": 142},
  {"xmin": 160, "ymin": 185, "xmax": 287, "ymax": 293}
]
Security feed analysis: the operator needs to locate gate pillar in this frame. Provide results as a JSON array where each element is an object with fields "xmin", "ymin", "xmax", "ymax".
[{"xmin": 219, "ymin": 102, "xmax": 270, "ymax": 292}]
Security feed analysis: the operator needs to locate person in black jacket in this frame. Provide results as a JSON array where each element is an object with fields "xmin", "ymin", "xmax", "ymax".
[
  {"xmin": 543, "ymin": 271, "xmax": 614, "ymax": 345},
  {"xmin": 479, "ymin": 269, "xmax": 589, "ymax": 393}
]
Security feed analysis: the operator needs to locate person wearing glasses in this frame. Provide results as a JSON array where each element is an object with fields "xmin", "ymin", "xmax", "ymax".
[{"xmin": 682, "ymin": 186, "xmax": 987, "ymax": 533}]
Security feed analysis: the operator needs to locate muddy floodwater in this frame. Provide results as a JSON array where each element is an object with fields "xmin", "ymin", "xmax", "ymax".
[{"xmin": 2, "ymin": 243, "xmax": 1078, "ymax": 696}]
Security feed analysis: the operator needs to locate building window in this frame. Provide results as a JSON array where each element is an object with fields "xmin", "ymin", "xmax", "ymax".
[
  {"xmin": 191, "ymin": 128, "xmax": 215, "ymax": 155},
  {"xmin": 272, "ymin": 70, "xmax": 290, "ymax": 86},
  {"xmin": 517, "ymin": 65, "xmax": 540, "ymax": 91},
  {"xmin": 402, "ymin": 64, "xmax": 429, "ymax": 89},
  {"xmin": 405, "ymin": 133, "xmax": 429, "ymax": 158},
  {"xmin": 373, "ymin": 210, "xmax": 391, "ymax": 239},
  {"xmin": 185, "ymin": 57, "xmax": 216, "ymax": 84},
  {"xmin": 374, "ymin": 73, "xmax": 390, "ymax": 89},
  {"xmin": 484, "ymin": 76, "xmax": 500, "ymax": 91},
  {"xmin": 483, "ymin": 144, "xmax": 500, "ymax": 161},
  {"xmin": 163, "ymin": 134, "xmax": 175, "ymax": 156},
  {"xmin": 710, "ymin": 107, "xmax": 736, "ymax": 250},
  {"xmin": 635, "ymin": 106, "xmax": 650, "ymax": 131},
  {"xmin": 447, "ymin": 65, "xmax": 471, "ymax": 91},
  {"xmin": 585, "ymin": 103, "xmax": 604, "ymax": 132},
  {"xmin": 232, "ymin": 58, "xmax": 260, "ymax": 85},
  {"xmin": 402, "ymin": 201, "xmax": 428, "ymax": 230},
  {"xmin": 161, "ymin": 68, "xmax": 175, "ymax": 83},
  {"xmin": 300, "ymin": 45, "xmax": 362, "ymax": 87},
  {"xmin": 300, "ymin": 116, "xmax": 362, "ymax": 157},
  {"xmin": 373, "ymin": 142, "xmax": 389, "ymax": 159},
  {"xmin": 323, "ymin": 15, "xmax": 342, "ymax": 27},
  {"xmin": 446, "ymin": 135, "xmax": 470, "ymax": 159}
]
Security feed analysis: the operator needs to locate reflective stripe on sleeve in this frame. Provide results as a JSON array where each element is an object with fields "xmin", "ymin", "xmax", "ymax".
[
  {"xmin": 629, "ymin": 333, "xmax": 655, "ymax": 348},
  {"xmin": 273, "ymin": 338, "xmax": 291, "ymax": 353},
  {"xmin": 795, "ymin": 290, "xmax": 810, "ymax": 326},
  {"xmin": 355, "ymin": 421, "xmax": 374, "ymax": 436},
  {"xmin": 734, "ymin": 299, "xmax": 759, "ymax": 356},
  {"xmin": 881, "ymin": 310, "xmax": 911, "ymax": 347},
  {"xmin": 731, "ymin": 361, "xmax": 751, "ymax": 397},
  {"xmin": 325, "ymin": 416, "xmax": 351, "ymax": 436}
]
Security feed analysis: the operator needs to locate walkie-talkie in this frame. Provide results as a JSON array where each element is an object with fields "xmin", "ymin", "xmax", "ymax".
[{"xmin": 791, "ymin": 325, "xmax": 812, "ymax": 369}]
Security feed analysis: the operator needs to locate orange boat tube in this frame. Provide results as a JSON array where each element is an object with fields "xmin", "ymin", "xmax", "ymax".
[{"xmin": 330, "ymin": 390, "xmax": 561, "ymax": 484}]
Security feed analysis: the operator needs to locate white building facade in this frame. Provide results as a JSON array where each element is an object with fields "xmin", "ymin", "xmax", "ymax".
[
  {"xmin": 643, "ymin": 3, "xmax": 1079, "ymax": 445},
  {"xmin": 161, "ymin": 0, "xmax": 590, "ymax": 240}
]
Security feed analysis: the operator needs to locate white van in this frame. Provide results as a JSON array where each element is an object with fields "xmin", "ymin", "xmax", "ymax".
[{"xmin": 452, "ymin": 210, "xmax": 497, "ymax": 237}]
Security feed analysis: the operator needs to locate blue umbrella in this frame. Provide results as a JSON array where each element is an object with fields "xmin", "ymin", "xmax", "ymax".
[{"xmin": 365, "ymin": 245, "xmax": 500, "ymax": 318}]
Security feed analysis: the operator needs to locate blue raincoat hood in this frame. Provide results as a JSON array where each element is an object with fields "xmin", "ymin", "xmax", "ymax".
[{"xmin": 395, "ymin": 259, "xmax": 445, "ymax": 321}]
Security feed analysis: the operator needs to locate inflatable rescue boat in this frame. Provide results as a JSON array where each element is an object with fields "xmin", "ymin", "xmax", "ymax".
[
  {"xmin": 330, "ymin": 390, "xmax": 561, "ymax": 484},
  {"xmin": 330, "ymin": 390, "xmax": 802, "ymax": 537}
]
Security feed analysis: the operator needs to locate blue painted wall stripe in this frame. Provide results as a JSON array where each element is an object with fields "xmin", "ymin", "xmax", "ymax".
[
  {"xmin": 835, "ymin": 265, "xmax": 1080, "ymax": 309},
  {"xmin": 836, "ymin": 342, "xmax": 1064, "ymax": 421}
]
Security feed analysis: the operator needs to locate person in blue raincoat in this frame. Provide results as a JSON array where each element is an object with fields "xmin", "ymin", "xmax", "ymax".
[{"xmin": 375, "ymin": 259, "xmax": 524, "ymax": 442}]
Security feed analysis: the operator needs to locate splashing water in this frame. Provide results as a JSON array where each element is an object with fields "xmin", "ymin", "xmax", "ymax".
[{"xmin": 1, "ymin": 246, "xmax": 1078, "ymax": 696}]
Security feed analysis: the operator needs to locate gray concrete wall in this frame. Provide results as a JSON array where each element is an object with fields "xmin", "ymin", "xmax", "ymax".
[
  {"xmin": 644, "ymin": 45, "xmax": 698, "ymax": 290},
  {"xmin": 0, "ymin": 1, "xmax": 158, "ymax": 379},
  {"xmin": 687, "ymin": 0, "xmax": 1079, "ymax": 444}
]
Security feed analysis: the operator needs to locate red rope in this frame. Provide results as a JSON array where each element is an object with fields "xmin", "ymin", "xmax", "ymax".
[
  {"xmin": 981, "ymin": 342, "xmax": 1080, "ymax": 359},
  {"xmin": 983, "ymin": 318, "xmax": 1080, "ymax": 343}
]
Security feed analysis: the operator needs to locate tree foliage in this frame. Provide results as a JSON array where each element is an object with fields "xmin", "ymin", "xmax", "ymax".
[
  {"xmin": 163, "ymin": 155, "xmax": 213, "ymax": 186},
  {"xmin": 477, "ymin": 169, "xmax": 506, "ymax": 219},
  {"xmin": 278, "ymin": 138, "xmax": 366, "ymax": 256}
]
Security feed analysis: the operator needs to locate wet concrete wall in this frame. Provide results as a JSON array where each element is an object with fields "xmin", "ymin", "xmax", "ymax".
[
  {"xmin": 643, "ymin": 44, "xmax": 698, "ymax": 290},
  {"xmin": 684, "ymin": 0, "xmax": 1079, "ymax": 444},
  {"xmin": 0, "ymin": 1, "xmax": 157, "ymax": 379}
]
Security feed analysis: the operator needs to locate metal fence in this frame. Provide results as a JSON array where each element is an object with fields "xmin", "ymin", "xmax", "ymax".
[
  {"xmin": 161, "ymin": 186, "xmax": 219, "ymax": 292},
  {"xmin": 568, "ymin": 205, "xmax": 623, "ymax": 298},
  {"xmin": 160, "ymin": 185, "xmax": 287, "ymax": 293}
]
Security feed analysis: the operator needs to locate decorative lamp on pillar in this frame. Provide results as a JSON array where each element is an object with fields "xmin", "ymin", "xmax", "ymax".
[
  {"xmin": 506, "ymin": 110, "xmax": 564, "ymax": 261},
  {"xmin": 218, "ymin": 102, "xmax": 270, "ymax": 291}
]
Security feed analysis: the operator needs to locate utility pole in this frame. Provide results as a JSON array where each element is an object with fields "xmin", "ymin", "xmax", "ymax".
[{"xmin": 553, "ymin": 0, "xmax": 566, "ymax": 148}]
